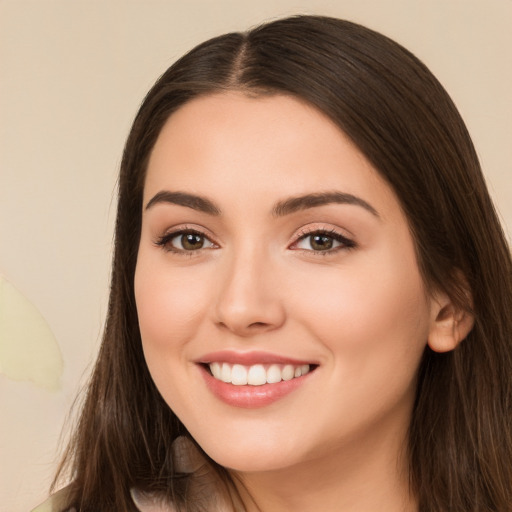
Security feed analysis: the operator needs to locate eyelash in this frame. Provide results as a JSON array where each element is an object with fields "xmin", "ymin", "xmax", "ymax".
[
  {"xmin": 154, "ymin": 227, "xmax": 216, "ymax": 256},
  {"xmin": 154, "ymin": 227, "xmax": 356, "ymax": 256},
  {"xmin": 291, "ymin": 228, "xmax": 356, "ymax": 255}
]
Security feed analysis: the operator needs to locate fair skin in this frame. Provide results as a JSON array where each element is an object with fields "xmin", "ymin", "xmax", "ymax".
[{"xmin": 134, "ymin": 92, "xmax": 468, "ymax": 511}]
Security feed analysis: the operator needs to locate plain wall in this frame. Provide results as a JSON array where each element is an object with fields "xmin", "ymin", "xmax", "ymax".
[{"xmin": 1, "ymin": 1, "xmax": 511, "ymax": 510}]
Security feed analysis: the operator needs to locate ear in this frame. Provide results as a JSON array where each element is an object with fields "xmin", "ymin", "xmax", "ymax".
[{"xmin": 427, "ymin": 289, "xmax": 474, "ymax": 353}]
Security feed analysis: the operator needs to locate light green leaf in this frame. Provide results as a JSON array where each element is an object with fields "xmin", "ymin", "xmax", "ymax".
[{"xmin": 0, "ymin": 275, "xmax": 63, "ymax": 390}]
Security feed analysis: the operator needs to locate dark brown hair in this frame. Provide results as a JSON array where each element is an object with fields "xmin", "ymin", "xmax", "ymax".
[{"xmin": 55, "ymin": 15, "xmax": 512, "ymax": 511}]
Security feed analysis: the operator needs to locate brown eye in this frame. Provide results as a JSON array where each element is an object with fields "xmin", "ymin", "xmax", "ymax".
[
  {"xmin": 179, "ymin": 233, "xmax": 205, "ymax": 250},
  {"xmin": 310, "ymin": 234, "xmax": 334, "ymax": 251},
  {"xmin": 293, "ymin": 230, "xmax": 355, "ymax": 253},
  {"xmin": 156, "ymin": 230, "xmax": 215, "ymax": 252}
]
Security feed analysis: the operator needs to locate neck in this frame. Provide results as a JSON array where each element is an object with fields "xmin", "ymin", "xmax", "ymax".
[{"xmin": 229, "ymin": 414, "xmax": 417, "ymax": 512}]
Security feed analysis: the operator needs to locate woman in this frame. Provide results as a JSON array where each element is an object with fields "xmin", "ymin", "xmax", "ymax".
[{"xmin": 38, "ymin": 15, "xmax": 512, "ymax": 511}]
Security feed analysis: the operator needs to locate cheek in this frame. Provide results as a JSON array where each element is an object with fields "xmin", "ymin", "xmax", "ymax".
[
  {"xmin": 134, "ymin": 258, "xmax": 211, "ymax": 356},
  {"xmin": 293, "ymin": 251, "xmax": 430, "ymax": 373}
]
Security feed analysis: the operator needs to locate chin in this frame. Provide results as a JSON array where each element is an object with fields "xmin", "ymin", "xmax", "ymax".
[
  {"xmin": 190, "ymin": 426, "xmax": 311, "ymax": 474},
  {"xmin": 208, "ymin": 447, "xmax": 299, "ymax": 473}
]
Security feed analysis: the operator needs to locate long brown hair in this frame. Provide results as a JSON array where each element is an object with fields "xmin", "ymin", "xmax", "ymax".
[{"xmin": 55, "ymin": 15, "xmax": 512, "ymax": 511}]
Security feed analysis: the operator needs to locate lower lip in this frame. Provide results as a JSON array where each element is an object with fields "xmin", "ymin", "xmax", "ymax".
[{"xmin": 199, "ymin": 365, "xmax": 313, "ymax": 408}]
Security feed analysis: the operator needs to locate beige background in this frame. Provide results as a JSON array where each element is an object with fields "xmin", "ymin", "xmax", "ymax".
[{"xmin": 1, "ymin": 1, "xmax": 511, "ymax": 510}]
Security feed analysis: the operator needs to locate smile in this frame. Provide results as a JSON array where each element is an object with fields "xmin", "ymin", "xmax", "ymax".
[
  {"xmin": 197, "ymin": 352, "xmax": 317, "ymax": 408},
  {"xmin": 208, "ymin": 362, "xmax": 311, "ymax": 386}
]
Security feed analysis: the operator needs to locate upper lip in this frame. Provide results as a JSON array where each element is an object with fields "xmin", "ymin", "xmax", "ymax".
[{"xmin": 196, "ymin": 350, "xmax": 316, "ymax": 366}]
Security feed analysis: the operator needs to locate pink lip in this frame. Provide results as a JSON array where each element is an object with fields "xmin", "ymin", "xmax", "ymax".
[
  {"xmin": 197, "ymin": 350, "xmax": 315, "ymax": 366},
  {"xmin": 196, "ymin": 352, "xmax": 317, "ymax": 409}
]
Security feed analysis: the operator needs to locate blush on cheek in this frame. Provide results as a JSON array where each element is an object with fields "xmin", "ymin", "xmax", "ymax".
[
  {"xmin": 135, "ymin": 256, "xmax": 210, "ymax": 339},
  {"xmin": 308, "ymin": 269, "xmax": 428, "ymax": 358},
  {"xmin": 138, "ymin": 293, "xmax": 204, "ymax": 347}
]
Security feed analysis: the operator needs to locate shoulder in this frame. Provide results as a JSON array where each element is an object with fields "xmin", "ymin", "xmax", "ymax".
[
  {"xmin": 31, "ymin": 486, "xmax": 75, "ymax": 512},
  {"xmin": 130, "ymin": 488, "xmax": 178, "ymax": 511},
  {"xmin": 31, "ymin": 486, "xmax": 177, "ymax": 512},
  {"xmin": 30, "ymin": 486, "xmax": 177, "ymax": 512}
]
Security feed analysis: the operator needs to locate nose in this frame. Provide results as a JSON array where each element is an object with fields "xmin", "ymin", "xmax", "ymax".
[{"xmin": 214, "ymin": 248, "xmax": 286, "ymax": 337}]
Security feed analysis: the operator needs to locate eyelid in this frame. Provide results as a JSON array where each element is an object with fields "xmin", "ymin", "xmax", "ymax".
[
  {"xmin": 289, "ymin": 225, "xmax": 356, "ymax": 253},
  {"xmin": 154, "ymin": 224, "xmax": 219, "ymax": 254},
  {"xmin": 153, "ymin": 223, "xmax": 355, "ymax": 255}
]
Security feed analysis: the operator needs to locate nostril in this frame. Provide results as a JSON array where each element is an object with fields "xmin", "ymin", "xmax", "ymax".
[{"xmin": 248, "ymin": 322, "xmax": 269, "ymax": 328}]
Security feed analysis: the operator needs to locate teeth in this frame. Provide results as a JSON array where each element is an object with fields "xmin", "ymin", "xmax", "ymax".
[
  {"xmin": 247, "ymin": 364, "xmax": 266, "ymax": 386},
  {"xmin": 267, "ymin": 364, "xmax": 282, "ymax": 384},
  {"xmin": 221, "ymin": 362, "xmax": 231, "ymax": 383},
  {"xmin": 282, "ymin": 365, "xmax": 295, "ymax": 381},
  {"xmin": 231, "ymin": 364, "xmax": 248, "ymax": 385},
  {"xmin": 208, "ymin": 362, "xmax": 312, "ymax": 386},
  {"xmin": 210, "ymin": 362, "xmax": 222, "ymax": 379}
]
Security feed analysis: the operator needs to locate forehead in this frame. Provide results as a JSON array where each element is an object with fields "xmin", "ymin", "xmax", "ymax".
[{"xmin": 144, "ymin": 92, "xmax": 398, "ymax": 219}]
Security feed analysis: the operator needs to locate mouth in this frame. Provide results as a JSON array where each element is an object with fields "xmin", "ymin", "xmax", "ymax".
[
  {"xmin": 204, "ymin": 362, "xmax": 315, "ymax": 386},
  {"xmin": 196, "ymin": 352, "xmax": 318, "ymax": 408}
]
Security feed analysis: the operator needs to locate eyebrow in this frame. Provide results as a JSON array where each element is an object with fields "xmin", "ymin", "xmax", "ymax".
[
  {"xmin": 145, "ymin": 190, "xmax": 378, "ymax": 218},
  {"xmin": 145, "ymin": 191, "xmax": 221, "ymax": 215},
  {"xmin": 272, "ymin": 191, "xmax": 379, "ymax": 218}
]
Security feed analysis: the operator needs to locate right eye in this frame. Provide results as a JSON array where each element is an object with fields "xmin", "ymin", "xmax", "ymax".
[{"xmin": 156, "ymin": 230, "xmax": 216, "ymax": 253}]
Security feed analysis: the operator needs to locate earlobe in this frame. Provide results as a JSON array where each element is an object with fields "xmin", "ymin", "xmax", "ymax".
[{"xmin": 427, "ymin": 291, "xmax": 474, "ymax": 353}]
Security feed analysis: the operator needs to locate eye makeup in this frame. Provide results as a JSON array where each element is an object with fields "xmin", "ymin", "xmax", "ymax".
[
  {"xmin": 290, "ymin": 227, "xmax": 356, "ymax": 255},
  {"xmin": 153, "ymin": 223, "xmax": 356, "ymax": 257}
]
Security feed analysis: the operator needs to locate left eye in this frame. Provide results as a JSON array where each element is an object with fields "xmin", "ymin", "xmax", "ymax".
[
  {"xmin": 293, "ymin": 232, "xmax": 353, "ymax": 252},
  {"xmin": 158, "ymin": 231, "xmax": 215, "ymax": 252}
]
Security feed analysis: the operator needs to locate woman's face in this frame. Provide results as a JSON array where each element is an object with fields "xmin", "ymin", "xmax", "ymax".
[{"xmin": 135, "ymin": 92, "xmax": 436, "ymax": 473}]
